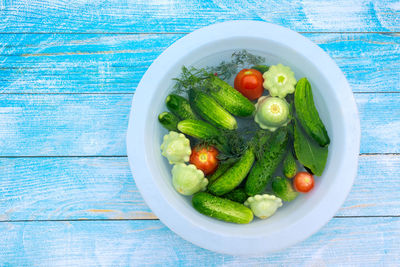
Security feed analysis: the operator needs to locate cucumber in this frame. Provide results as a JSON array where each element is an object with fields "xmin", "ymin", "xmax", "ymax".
[
  {"xmin": 165, "ymin": 94, "xmax": 197, "ymax": 120},
  {"xmin": 177, "ymin": 119, "xmax": 229, "ymax": 153},
  {"xmin": 189, "ymin": 89, "xmax": 237, "ymax": 130},
  {"xmin": 223, "ymin": 188, "xmax": 248, "ymax": 204},
  {"xmin": 283, "ymin": 151, "xmax": 297, "ymax": 178},
  {"xmin": 208, "ymin": 76, "xmax": 255, "ymax": 117},
  {"xmin": 158, "ymin": 112, "xmax": 179, "ymax": 131},
  {"xmin": 208, "ymin": 159, "xmax": 236, "ymax": 184},
  {"xmin": 177, "ymin": 119, "xmax": 221, "ymax": 140},
  {"xmin": 294, "ymin": 78, "xmax": 330, "ymax": 147},
  {"xmin": 208, "ymin": 148, "xmax": 255, "ymax": 196},
  {"xmin": 272, "ymin": 176, "xmax": 298, "ymax": 202},
  {"xmin": 245, "ymin": 128, "xmax": 289, "ymax": 196},
  {"xmin": 251, "ymin": 65, "xmax": 269, "ymax": 74},
  {"xmin": 192, "ymin": 192, "xmax": 253, "ymax": 224}
]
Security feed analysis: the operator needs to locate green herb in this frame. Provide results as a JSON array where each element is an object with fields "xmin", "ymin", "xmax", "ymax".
[
  {"xmin": 208, "ymin": 61, "xmax": 237, "ymax": 80},
  {"xmin": 251, "ymin": 129, "xmax": 272, "ymax": 161},
  {"xmin": 172, "ymin": 50, "xmax": 265, "ymax": 94},
  {"xmin": 231, "ymin": 50, "xmax": 265, "ymax": 67},
  {"xmin": 172, "ymin": 66, "xmax": 211, "ymax": 95},
  {"xmin": 293, "ymin": 119, "xmax": 328, "ymax": 176},
  {"xmin": 209, "ymin": 50, "xmax": 265, "ymax": 80}
]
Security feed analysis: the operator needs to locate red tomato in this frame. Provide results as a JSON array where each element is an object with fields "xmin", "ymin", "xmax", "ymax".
[
  {"xmin": 234, "ymin": 69, "xmax": 264, "ymax": 100},
  {"xmin": 189, "ymin": 145, "xmax": 219, "ymax": 175},
  {"xmin": 293, "ymin": 172, "xmax": 315, "ymax": 193}
]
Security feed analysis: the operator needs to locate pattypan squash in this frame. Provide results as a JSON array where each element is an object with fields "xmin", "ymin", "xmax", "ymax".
[
  {"xmin": 171, "ymin": 163, "xmax": 208, "ymax": 195},
  {"xmin": 161, "ymin": 131, "xmax": 191, "ymax": 164},
  {"xmin": 263, "ymin": 64, "xmax": 296, "ymax": 98},
  {"xmin": 244, "ymin": 194, "xmax": 283, "ymax": 219},
  {"xmin": 254, "ymin": 96, "xmax": 290, "ymax": 131}
]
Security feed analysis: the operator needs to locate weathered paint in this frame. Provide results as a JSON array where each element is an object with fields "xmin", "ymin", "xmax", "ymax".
[
  {"xmin": 0, "ymin": 0, "xmax": 399, "ymax": 33},
  {"xmin": 0, "ymin": 155, "xmax": 399, "ymax": 221},
  {"xmin": 0, "ymin": 218, "xmax": 399, "ymax": 265},
  {"xmin": 0, "ymin": 93, "xmax": 398, "ymax": 156},
  {"xmin": 0, "ymin": 0, "xmax": 399, "ymax": 264},
  {"xmin": 0, "ymin": 33, "xmax": 398, "ymax": 93}
]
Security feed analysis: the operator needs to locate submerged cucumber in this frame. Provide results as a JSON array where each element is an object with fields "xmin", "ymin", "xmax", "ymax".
[
  {"xmin": 283, "ymin": 151, "xmax": 297, "ymax": 178},
  {"xmin": 158, "ymin": 112, "xmax": 179, "ymax": 131},
  {"xmin": 272, "ymin": 176, "xmax": 298, "ymax": 202},
  {"xmin": 251, "ymin": 65, "xmax": 269, "ymax": 74},
  {"xmin": 177, "ymin": 119, "xmax": 221, "ymax": 140},
  {"xmin": 208, "ymin": 148, "xmax": 255, "ymax": 196},
  {"xmin": 192, "ymin": 192, "xmax": 253, "ymax": 224},
  {"xmin": 208, "ymin": 76, "xmax": 255, "ymax": 117},
  {"xmin": 223, "ymin": 188, "xmax": 248, "ymax": 204},
  {"xmin": 177, "ymin": 119, "xmax": 229, "ymax": 153},
  {"xmin": 208, "ymin": 159, "xmax": 236, "ymax": 184},
  {"xmin": 294, "ymin": 78, "xmax": 330, "ymax": 147},
  {"xmin": 165, "ymin": 94, "xmax": 197, "ymax": 120},
  {"xmin": 245, "ymin": 128, "xmax": 289, "ymax": 196},
  {"xmin": 189, "ymin": 89, "xmax": 237, "ymax": 130}
]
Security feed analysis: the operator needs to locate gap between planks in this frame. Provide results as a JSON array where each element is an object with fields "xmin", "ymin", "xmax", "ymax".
[
  {"xmin": 1, "ymin": 215, "xmax": 400, "ymax": 223},
  {"xmin": 0, "ymin": 32, "xmax": 399, "ymax": 35},
  {"xmin": 0, "ymin": 153, "xmax": 398, "ymax": 158},
  {"xmin": 0, "ymin": 92, "xmax": 399, "ymax": 95}
]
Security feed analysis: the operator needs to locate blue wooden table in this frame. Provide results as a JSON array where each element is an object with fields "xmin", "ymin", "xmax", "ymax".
[{"xmin": 1, "ymin": 0, "xmax": 399, "ymax": 265}]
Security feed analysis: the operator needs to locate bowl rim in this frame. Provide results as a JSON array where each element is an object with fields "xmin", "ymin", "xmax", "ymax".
[{"xmin": 127, "ymin": 20, "xmax": 361, "ymax": 255}]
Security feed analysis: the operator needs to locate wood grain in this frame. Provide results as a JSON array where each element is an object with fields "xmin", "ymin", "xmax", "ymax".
[
  {"xmin": 0, "ymin": 93, "xmax": 398, "ymax": 156},
  {"xmin": 0, "ymin": 155, "xmax": 398, "ymax": 221},
  {"xmin": 0, "ymin": 0, "xmax": 399, "ymax": 33},
  {"xmin": 1, "ymin": 33, "xmax": 399, "ymax": 93},
  {"xmin": 1, "ymin": 218, "xmax": 399, "ymax": 266}
]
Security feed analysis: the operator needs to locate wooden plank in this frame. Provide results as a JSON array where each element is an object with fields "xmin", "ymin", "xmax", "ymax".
[
  {"xmin": 0, "ymin": 94, "xmax": 131, "ymax": 156},
  {"xmin": 0, "ymin": 218, "xmax": 399, "ymax": 265},
  {"xmin": 0, "ymin": 33, "xmax": 399, "ymax": 93},
  {"xmin": 0, "ymin": 34, "xmax": 183, "ymax": 93},
  {"xmin": 339, "ymin": 154, "xmax": 400, "ymax": 216},
  {"xmin": 0, "ymin": 0, "xmax": 399, "ymax": 33},
  {"xmin": 0, "ymin": 157, "xmax": 155, "ymax": 221},
  {"xmin": 0, "ymin": 155, "xmax": 398, "ymax": 221},
  {"xmin": 0, "ymin": 93, "xmax": 398, "ymax": 156}
]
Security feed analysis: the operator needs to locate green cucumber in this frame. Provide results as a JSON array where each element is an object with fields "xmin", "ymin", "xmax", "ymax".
[
  {"xmin": 245, "ymin": 128, "xmax": 289, "ymax": 196},
  {"xmin": 158, "ymin": 112, "xmax": 179, "ymax": 131},
  {"xmin": 294, "ymin": 78, "xmax": 330, "ymax": 147},
  {"xmin": 272, "ymin": 176, "xmax": 298, "ymax": 202},
  {"xmin": 223, "ymin": 188, "xmax": 248, "ymax": 204},
  {"xmin": 283, "ymin": 151, "xmax": 297, "ymax": 178},
  {"xmin": 192, "ymin": 192, "xmax": 253, "ymax": 224},
  {"xmin": 251, "ymin": 65, "xmax": 269, "ymax": 74},
  {"xmin": 177, "ymin": 119, "xmax": 228, "ymax": 153},
  {"xmin": 208, "ymin": 76, "xmax": 255, "ymax": 117},
  {"xmin": 208, "ymin": 148, "xmax": 255, "ymax": 196},
  {"xmin": 177, "ymin": 119, "xmax": 221, "ymax": 139},
  {"xmin": 165, "ymin": 94, "xmax": 197, "ymax": 120},
  {"xmin": 189, "ymin": 89, "xmax": 237, "ymax": 130},
  {"xmin": 208, "ymin": 159, "xmax": 236, "ymax": 184}
]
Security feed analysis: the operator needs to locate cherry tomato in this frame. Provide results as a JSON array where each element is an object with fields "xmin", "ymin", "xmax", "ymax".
[
  {"xmin": 234, "ymin": 69, "xmax": 264, "ymax": 100},
  {"xmin": 293, "ymin": 172, "xmax": 315, "ymax": 193},
  {"xmin": 189, "ymin": 145, "xmax": 219, "ymax": 175}
]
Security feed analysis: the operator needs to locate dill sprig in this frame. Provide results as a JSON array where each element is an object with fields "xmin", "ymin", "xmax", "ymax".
[
  {"xmin": 252, "ymin": 130, "xmax": 272, "ymax": 160},
  {"xmin": 232, "ymin": 50, "xmax": 265, "ymax": 66},
  {"xmin": 209, "ymin": 50, "xmax": 265, "ymax": 80},
  {"xmin": 172, "ymin": 66, "xmax": 211, "ymax": 95},
  {"xmin": 172, "ymin": 50, "xmax": 265, "ymax": 95}
]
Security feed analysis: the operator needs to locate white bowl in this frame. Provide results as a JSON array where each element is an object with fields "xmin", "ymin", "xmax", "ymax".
[{"xmin": 126, "ymin": 21, "xmax": 360, "ymax": 255}]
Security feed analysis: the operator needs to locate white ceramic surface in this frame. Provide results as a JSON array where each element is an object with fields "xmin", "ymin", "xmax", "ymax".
[{"xmin": 126, "ymin": 21, "xmax": 360, "ymax": 255}]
